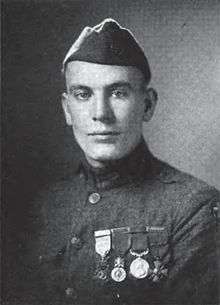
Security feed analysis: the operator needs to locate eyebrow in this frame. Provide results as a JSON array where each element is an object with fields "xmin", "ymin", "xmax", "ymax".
[
  {"xmin": 68, "ymin": 82, "xmax": 133, "ymax": 92},
  {"xmin": 107, "ymin": 82, "xmax": 132, "ymax": 90},
  {"xmin": 68, "ymin": 85, "xmax": 91, "ymax": 92}
]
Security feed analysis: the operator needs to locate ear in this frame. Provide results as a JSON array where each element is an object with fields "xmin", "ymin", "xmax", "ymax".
[
  {"xmin": 61, "ymin": 92, "xmax": 73, "ymax": 126},
  {"xmin": 143, "ymin": 87, "xmax": 158, "ymax": 122}
]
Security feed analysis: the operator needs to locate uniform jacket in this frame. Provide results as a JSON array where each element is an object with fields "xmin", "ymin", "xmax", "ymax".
[{"xmin": 21, "ymin": 140, "xmax": 219, "ymax": 305}]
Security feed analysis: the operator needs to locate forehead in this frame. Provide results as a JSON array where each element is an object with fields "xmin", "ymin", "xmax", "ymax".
[{"xmin": 65, "ymin": 61, "xmax": 145, "ymax": 88}]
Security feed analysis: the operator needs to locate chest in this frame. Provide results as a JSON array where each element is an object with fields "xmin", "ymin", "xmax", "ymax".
[{"xmin": 38, "ymin": 180, "xmax": 174, "ymax": 301}]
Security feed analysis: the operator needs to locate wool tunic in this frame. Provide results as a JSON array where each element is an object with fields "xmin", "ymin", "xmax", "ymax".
[{"xmin": 22, "ymin": 141, "xmax": 219, "ymax": 305}]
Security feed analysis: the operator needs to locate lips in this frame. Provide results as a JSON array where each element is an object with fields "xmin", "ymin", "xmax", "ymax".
[
  {"xmin": 88, "ymin": 131, "xmax": 120, "ymax": 143},
  {"xmin": 88, "ymin": 131, "xmax": 120, "ymax": 136}
]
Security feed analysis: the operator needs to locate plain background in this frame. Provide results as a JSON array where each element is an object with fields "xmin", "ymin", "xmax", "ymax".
[
  {"xmin": 1, "ymin": 0, "xmax": 220, "ymax": 301},
  {"xmin": 2, "ymin": 0, "xmax": 220, "ymax": 192}
]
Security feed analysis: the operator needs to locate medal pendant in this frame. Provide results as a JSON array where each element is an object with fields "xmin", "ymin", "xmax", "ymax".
[
  {"xmin": 111, "ymin": 267, "xmax": 126, "ymax": 282},
  {"xmin": 94, "ymin": 252, "xmax": 110, "ymax": 281},
  {"xmin": 96, "ymin": 270, "xmax": 107, "ymax": 280},
  {"xmin": 130, "ymin": 257, "xmax": 149, "ymax": 279},
  {"xmin": 111, "ymin": 257, "xmax": 126, "ymax": 282}
]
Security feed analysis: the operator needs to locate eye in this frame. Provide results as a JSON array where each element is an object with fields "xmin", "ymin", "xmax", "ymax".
[
  {"xmin": 111, "ymin": 89, "xmax": 128, "ymax": 99},
  {"xmin": 72, "ymin": 90, "xmax": 91, "ymax": 101}
]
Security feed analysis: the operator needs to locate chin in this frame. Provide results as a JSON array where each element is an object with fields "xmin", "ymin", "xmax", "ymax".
[{"xmin": 88, "ymin": 143, "xmax": 125, "ymax": 161}]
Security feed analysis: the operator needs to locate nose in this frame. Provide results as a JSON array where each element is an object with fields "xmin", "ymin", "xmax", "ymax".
[{"xmin": 92, "ymin": 92, "xmax": 115, "ymax": 123}]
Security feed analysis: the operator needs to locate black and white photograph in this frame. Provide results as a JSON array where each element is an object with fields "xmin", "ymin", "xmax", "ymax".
[{"xmin": 2, "ymin": 1, "xmax": 220, "ymax": 304}]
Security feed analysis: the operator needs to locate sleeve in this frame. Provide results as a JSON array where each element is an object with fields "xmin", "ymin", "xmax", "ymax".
[{"xmin": 165, "ymin": 187, "xmax": 219, "ymax": 305}]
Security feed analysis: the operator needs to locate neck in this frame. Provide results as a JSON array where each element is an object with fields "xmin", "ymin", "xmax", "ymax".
[
  {"xmin": 79, "ymin": 138, "xmax": 156, "ymax": 190},
  {"xmin": 85, "ymin": 156, "xmax": 111, "ymax": 169},
  {"xmin": 84, "ymin": 141, "xmax": 143, "ymax": 169}
]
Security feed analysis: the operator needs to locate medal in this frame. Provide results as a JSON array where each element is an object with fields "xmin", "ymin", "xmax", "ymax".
[
  {"xmin": 151, "ymin": 259, "xmax": 168, "ymax": 282},
  {"xmin": 94, "ymin": 229, "xmax": 111, "ymax": 281},
  {"xmin": 110, "ymin": 227, "xmax": 131, "ymax": 282},
  {"xmin": 93, "ymin": 254, "xmax": 110, "ymax": 281},
  {"xmin": 94, "ymin": 229, "xmax": 111, "ymax": 258},
  {"xmin": 129, "ymin": 249, "xmax": 149, "ymax": 279},
  {"xmin": 129, "ymin": 230, "xmax": 150, "ymax": 279},
  {"xmin": 111, "ymin": 267, "xmax": 126, "ymax": 282},
  {"xmin": 111, "ymin": 257, "xmax": 126, "ymax": 282},
  {"xmin": 130, "ymin": 257, "xmax": 149, "ymax": 279}
]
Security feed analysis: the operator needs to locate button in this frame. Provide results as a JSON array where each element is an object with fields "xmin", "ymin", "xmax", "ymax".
[
  {"xmin": 38, "ymin": 255, "xmax": 43, "ymax": 263},
  {"xmin": 70, "ymin": 236, "xmax": 83, "ymax": 249},
  {"xmin": 65, "ymin": 287, "xmax": 74, "ymax": 296},
  {"xmin": 88, "ymin": 192, "xmax": 101, "ymax": 204},
  {"xmin": 71, "ymin": 236, "xmax": 80, "ymax": 244}
]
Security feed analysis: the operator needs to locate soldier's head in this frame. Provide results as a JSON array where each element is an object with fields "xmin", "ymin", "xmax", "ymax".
[{"xmin": 62, "ymin": 19, "xmax": 157, "ymax": 167}]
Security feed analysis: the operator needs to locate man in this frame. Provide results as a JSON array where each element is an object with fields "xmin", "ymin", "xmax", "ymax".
[{"xmin": 26, "ymin": 19, "xmax": 219, "ymax": 305}]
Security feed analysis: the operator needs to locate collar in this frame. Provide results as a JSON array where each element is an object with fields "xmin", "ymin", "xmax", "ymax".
[{"xmin": 78, "ymin": 139, "xmax": 160, "ymax": 191}]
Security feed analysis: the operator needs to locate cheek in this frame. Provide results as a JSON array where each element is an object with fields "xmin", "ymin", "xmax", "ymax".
[
  {"xmin": 69, "ymin": 106, "xmax": 89, "ymax": 131},
  {"xmin": 119, "ymin": 104, "xmax": 144, "ymax": 129}
]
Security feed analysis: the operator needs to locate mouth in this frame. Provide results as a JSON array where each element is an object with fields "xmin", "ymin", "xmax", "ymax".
[
  {"xmin": 88, "ymin": 131, "xmax": 120, "ymax": 143},
  {"xmin": 88, "ymin": 131, "xmax": 120, "ymax": 136}
]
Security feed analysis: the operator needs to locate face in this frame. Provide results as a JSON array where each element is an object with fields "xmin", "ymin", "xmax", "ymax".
[{"xmin": 62, "ymin": 61, "xmax": 156, "ymax": 167}]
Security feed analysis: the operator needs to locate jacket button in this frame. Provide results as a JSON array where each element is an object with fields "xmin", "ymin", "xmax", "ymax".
[
  {"xmin": 71, "ymin": 236, "xmax": 80, "ymax": 244},
  {"xmin": 88, "ymin": 192, "xmax": 101, "ymax": 204},
  {"xmin": 71, "ymin": 236, "xmax": 83, "ymax": 249},
  {"xmin": 65, "ymin": 287, "xmax": 74, "ymax": 296}
]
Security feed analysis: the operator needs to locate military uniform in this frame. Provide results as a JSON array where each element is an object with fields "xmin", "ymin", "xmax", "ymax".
[
  {"xmin": 23, "ymin": 140, "xmax": 219, "ymax": 305},
  {"xmin": 16, "ymin": 19, "xmax": 219, "ymax": 305}
]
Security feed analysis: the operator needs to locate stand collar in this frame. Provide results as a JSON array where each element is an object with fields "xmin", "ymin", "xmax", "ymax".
[{"xmin": 79, "ymin": 139, "xmax": 157, "ymax": 191}]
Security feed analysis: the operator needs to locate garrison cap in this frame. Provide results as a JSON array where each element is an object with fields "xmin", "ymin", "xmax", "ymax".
[{"xmin": 63, "ymin": 18, "xmax": 151, "ymax": 82}]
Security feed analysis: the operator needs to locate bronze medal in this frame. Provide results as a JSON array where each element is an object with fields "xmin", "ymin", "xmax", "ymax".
[
  {"xmin": 110, "ymin": 227, "xmax": 131, "ymax": 282},
  {"xmin": 129, "ymin": 231, "xmax": 150, "ymax": 279},
  {"xmin": 130, "ymin": 257, "xmax": 149, "ymax": 279},
  {"xmin": 111, "ymin": 266, "xmax": 126, "ymax": 282},
  {"xmin": 111, "ymin": 257, "xmax": 126, "ymax": 282}
]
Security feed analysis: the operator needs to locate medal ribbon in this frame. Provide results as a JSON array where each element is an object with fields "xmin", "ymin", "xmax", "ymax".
[
  {"xmin": 111, "ymin": 227, "xmax": 131, "ymax": 256},
  {"xmin": 131, "ymin": 231, "xmax": 149, "ymax": 252},
  {"xmin": 94, "ymin": 229, "xmax": 111, "ymax": 258}
]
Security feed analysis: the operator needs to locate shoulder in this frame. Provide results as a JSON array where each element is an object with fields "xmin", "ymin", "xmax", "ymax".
[
  {"xmin": 153, "ymin": 156, "xmax": 219, "ymax": 196},
  {"xmin": 148, "ymin": 156, "xmax": 219, "ymax": 221},
  {"xmin": 154, "ymin": 156, "xmax": 214, "ymax": 188}
]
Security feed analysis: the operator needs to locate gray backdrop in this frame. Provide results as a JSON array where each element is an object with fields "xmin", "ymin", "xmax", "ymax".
[
  {"xmin": 3, "ymin": 0, "xmax": 220, "ymax": 200},
  {"xmin": 2, "ymin": 0, "xmax": 220, "ymax": 299}
]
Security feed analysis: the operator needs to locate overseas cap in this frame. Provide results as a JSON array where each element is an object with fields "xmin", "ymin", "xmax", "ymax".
[{"xmin": 63, "ymin": 18, "xmax": 151, "ymax": 82}]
